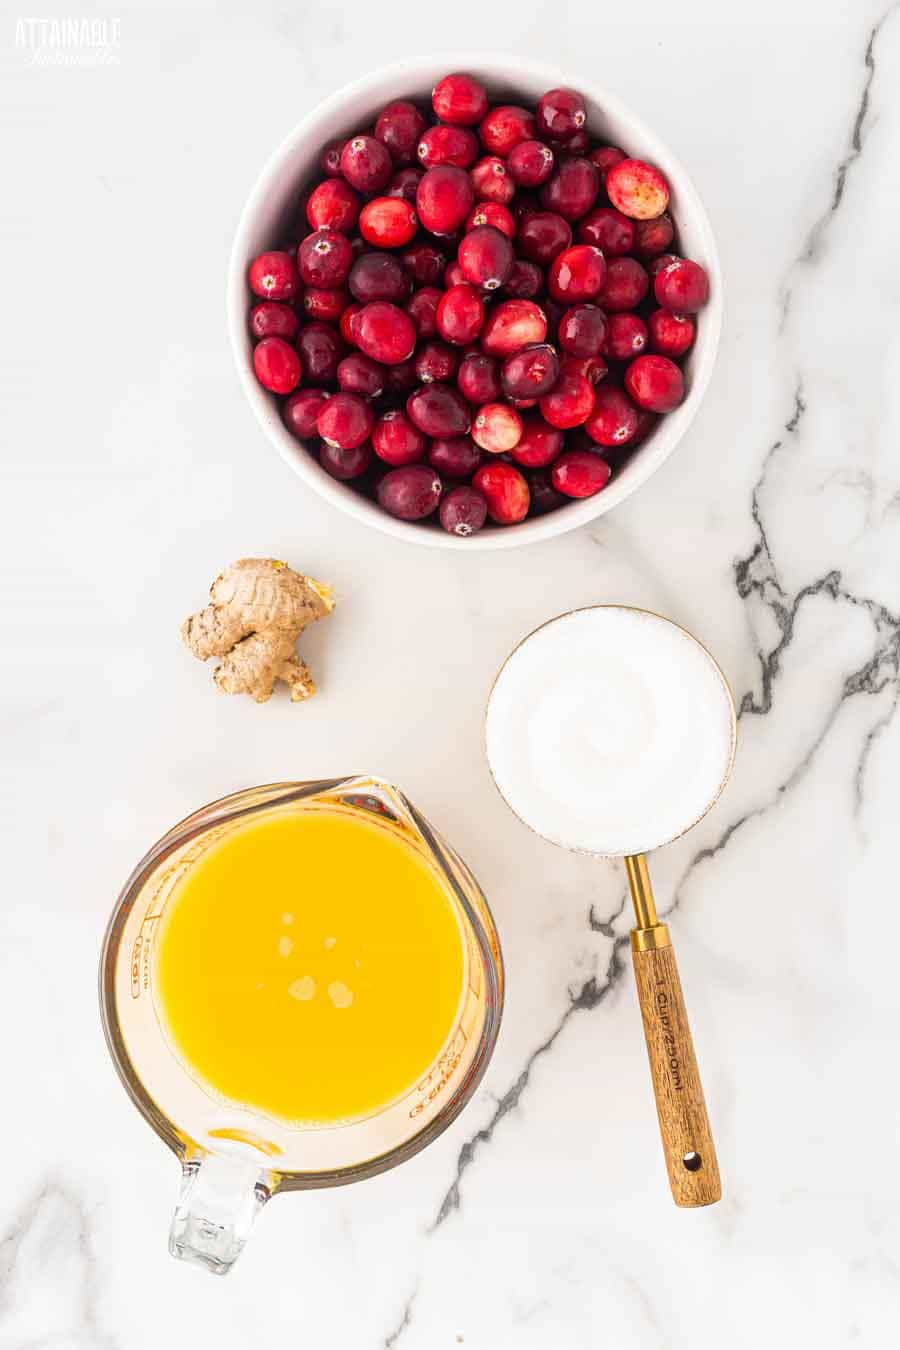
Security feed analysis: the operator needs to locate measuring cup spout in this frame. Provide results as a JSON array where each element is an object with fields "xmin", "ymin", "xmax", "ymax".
[{"xmin": 169, "ymin": 1154, "xmax": 272, "ymax": 1274}]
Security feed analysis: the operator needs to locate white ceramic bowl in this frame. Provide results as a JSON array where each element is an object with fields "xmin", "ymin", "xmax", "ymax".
[{"xmin": 228, "ymin": 57, "xmax": 722, "ymax": 551}]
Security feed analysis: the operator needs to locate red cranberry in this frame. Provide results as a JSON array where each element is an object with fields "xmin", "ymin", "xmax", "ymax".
[
  {"xmin": 297, "ymin": 228, "xmax": 353, "ymax": 288},
  {"xmin": 407, "ymin": 383, "xmax": 472, "ymax": 437},
  {"xmin": 624, "ymin": 354, "xmax": 684, "ymax": 411},
  {"xmin": 355, "ymin": 301, "xmax": 417, "ymax": 365},
  {"xmin": 599, "ymin": 257, "xmax": 649, "ymax": 311},
  {"xmin": 503, "ymin": 259, "xmax": 543, "ymax": 299},
  {"xmin": 321, "ymin": 139, "xmax": 346, "ymax": 177},
  {"xmin": 458, "ymin": 225, "xmax": 515, "ymax": 290},
  {"xmin": 648, "ymin": 308, "xmax": 695, "ymax": 357},
  {"xmin": 250, "ymin": 301, "xmax": 299, "ymax": 341},
  {"xmin": 465, "ymin": 202, "xmax": 516, "ymax": 238},
  {"xmin": 457, "ymin": 350, "xmax": 501, "ymax": 403},
  {"xmin": 536, "ymin": 87, "xmax": 587, "ymax": 142},
  {"xmin": 559, "ymin": 128, "xmax": 590, "ymax": 154},
  {"xmin": 359, "ymin": 197, "xmax": 418, "ymax": 249},
  {"xmin": 307, "ymin": 179, "xmax": 361, "ymax": 234},
  {"xmin": 387, "ymin": 167, "xmax": 424, "ymax": 202},
  {"xmin": 561, "ymin": 352, "xmax": 608, "ymax": 385},
  {"xmin": 372, "ymin": 409, "xmax": 427, "ymax": 465},
  {"xmin": 377, "ymin": 464, "xmax": 443, "ymax": 520},
  {"xmin": 401, "ymin": 243, "xmax": 446, "ymax": 285},
  {"xmin": 320, "ymin": 440, "xmax": 373, "ymax": 480},
  {"xmin": 634, "ymin": 213, "xmax": 674, "ymax": 258},
  {"xmin": 481, "ymin": 299, "xmax": 547, "ymax": 357},
  {"xmin": 416, "ymin": 165, "xmax": 474, "ymax": 235},
  {"xmin": 375, "ymin": 100, "xmax": 427, "ymax": 164},
  {"xmin": 501, "ymin": 343, "xmax": 560, "ymax": 400},
  {"xmin": 605, "ymin": 313, "xmax": 649, "ymax": 361},
  {"xmin": 517, "ymin": 211, "xmax": 572, "ymax": 265},
  {"xmin": 317, "ymin": 391, "xmax": 374, "ymax": 449},
  {"xmin": 648, "ymin": 251, "xmax": 680, "ymax": 277},
  {"xmin": 415, "ymin": 340, "xmax": 459, "ymax": 384},
  {"xmin": 589, "ymin": 145, "xmax": 626, "ymax": 181},
  {"xmin": 472, "ymin": 462, "xmax": 530, "ymax": 523},
  {"xmin": 340, "ymin": 302, "xmax": 363, "ymax": 346},
  {"xmin": 439, "ymin": 485, "xmax": 488, "ymax": 536},
  {"xmin": 418, "ymin": 125, "xmax": 479, "ymax": 171},
  {"xmin": 385, "ymin": 357, "xmax": 418, "ymax": 394},
  {"xmin": 509, "ymin": 414, "xmax": 563, "ymax": 467},
  {"xmin": 528, "ymin": 466, "xmax": 566, "ymax": 514},
  {"xmin": 653, "ymin": 257, "xmax": 710, "ymax": 313},
  {"xmin": 302, "ymin": 287, "xmax": 349, "ymax": 323},
  {"xmin": 429, "ymin": 435, "xmax": 482, "ymax": 477},
  {"xmin": 444, "ymin": 260, "xmax": 466, "ymax": 287},
  {"xmin": 548, "ymin": 244, "xmax": 606, "ymax": 303},
  {"xmin": 540, "ymin": 158, "xmax": 600, "ymax": 221},
  {"xmin": 253, "ymin": 336, "xmax": 300, "ymax": 393},
  {"xmin": 539, "ymin": 369, "xmax": 594, "ymax": 428},
  {"xmin": 472, "ymin": 402, "xmax": 523, "ymax": 454},
  {"xmin": 433, "ymin": 72, "xmax": 488, "ymax": 126},
  {"xmin": 406, "ymin": 286, "xmax": 442, "ymax": 337},
  {"xmin": 557, "ymin": 304, "xmax": 606, "ymax": 357},
  {"xmin": 337, "ymin": 352, "xmax": 385, "ymax": 397},
  {"xmin": 578, "ymin": 207, "xmax": 635, "ymax": 257},
  {"xmin": 437, "ymin": 283, "xmax": 485, "ymax": 345},
  {"xmin": 296, "ymin": 321, "xmax": 346, "ymax": 384},
  {"xmin": 283, "ymin": 387, "xmax": 329, "ymax": 439},
  {"xmin": 507, "ymin": 140, "xmax": 555, "ymax": 188},
  {"xmin": 248, "ymin": 251, "xmax": 300, "ymax": 301},
  {"xmin": 551, "ymin": 448, "xmax": 611, "ymax": 498},
  {"xmin": 585, "ymin": 384, "xmax": 640, "ymax": 445},
  {"xmin": 470, "ymin": 156, "xmax": 515, "ymax": 204},
  {"xmin": 606, "ymin": 159, "xmax": 670, "ymax": 220},
  {"xmin": 349, "ymin": 252, "xmax": 410, "ymax": 304},
  {"xmin": 479, "ymin": 105, "xmax": 536, "ymax": 157},
  {"xmin": 340, "ymin": 135, "xmax": 392, "ymax": 194}
]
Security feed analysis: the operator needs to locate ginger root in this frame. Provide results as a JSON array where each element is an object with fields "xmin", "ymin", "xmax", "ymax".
[{"xmin": 182, "ymin": 558, "xmax": 334, "ymax": 704}]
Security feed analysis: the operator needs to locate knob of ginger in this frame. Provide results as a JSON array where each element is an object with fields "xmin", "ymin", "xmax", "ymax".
[{"xmin": 181, "ymin": 558, "xmax": 334, "ymax": 704}]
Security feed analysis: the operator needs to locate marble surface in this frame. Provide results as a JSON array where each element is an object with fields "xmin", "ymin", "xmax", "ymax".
[{"xmin": 4, "ymin": 1, "xmax": 900, "ymax": 1344}]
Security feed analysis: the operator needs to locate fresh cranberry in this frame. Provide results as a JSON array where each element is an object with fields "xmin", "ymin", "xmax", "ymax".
[
  {"xmin": 355, "ymin": 301, "xmax": 417, "ymax": 365},
  {"xmin": 387, "ymin": 167, "xmax": 424, "ymax": 202},
  {"xmin": 648, "ymin": 308, "xmax": 695, "ymax": 357},
  {"xmin": 337, "ymin": 352, "xmax": 385, "ymax": 397},
  {"xmin": 307, "ymin": 179, "xmax": 361, "ymax": 234},
  {"xmin": 653, "ymin": 257, "xmax": 709, "ymax": 312},
  {"xmin": 349, "ymin": 251, "xmax": 410, "ymax": 304},
  {"xmin": 320, "ymin": 440, "xmax": 373, "ymax": 480},
  {"xmin": 516, "ymin": 211, "xmax": 572, "ymax": 265},
  {"xmin": 439, "ymin": 485, "xmax": 488, "ymax": 536},
  {"xmin": 401, "ymin": 244, "xmax": 446, "ymax": 285},
  {"xmin": 469, "ymin": 155, "xmax": 515, "ymax": 205},
  {"xmin": 418, "ymin": 125, "xmax": 479, "ymax": 170},
  {"xmin": 429, "ymin": 435, "xmax": 482, "ymax": 477},
  {"xmin": 407, "ymin": 383, "xmax": 471, "ymax": 437},
  {"xmin": 481, "ymin": 299, "xmax": 547, "ymax": 356},
  {"xmin": 539, "ymin": 369, "xmax": 594, "ymax": 428},
  {"xmin": 557, "ymin": 304, "xmax": 606, "ymax": 357},
  {"xmin": 359, "ymin": 197, "xmax": 418, "ymax": 248},
  {"xmin": 416, "ymin": 165, "xmax": 474, "ymax": 235},
  {"xmin": 302, "ymin": 287, "xmax": 350, "ymax": 323},
  {"xmin": 585, "ymin": 384, "xmax": 640, "ymax": 445},
  {"xmin": 536, "ymin": 87, "xmax": 587, "ymax": 142},
  {"xmin": 297, "ymin": 228, "xmax": 353, "ymax": 287},
  {"xmin": 253, "ymin": 337, "xmax": 301, "ymax": 393},
  {"xmin": 473, "ymin": 461, "xmax": 530, "ymax": 523},
  {"xmin": 465, "ymin": 201, "xmax": 516, "ymax": 238},
  {"xmin": 507, "ymin": 140, "xmax": 555, "ymax": 188},
  {"xmin": 385, "ymin": 357, "xmax": 418, "ymax": 394},
  {"xmin": 560, "ymin": 352, "xmax": 608, "ymax": 385},
  {"xmin": 406, "ymin": 286, "xmax": 442, "ymax": 337},
  {"xmin": 340, "ymin": 302, "xmax": 363, "ymax": 346},
  {"xmin": 321, "ymin": 139, "xmax": 346, "ymax": 177},
  {"xmin": 283, "ymin": 388, "xmax": 329, "ymax": 439},
  {"xmin": 375, "ymin": 100, "xmax": 427, "ymax": 164},
  {"xmin": 528, "ymin": 466, "xmax": 566, "ymax": 514},
  {"xmin": 605, "ymin": 312, "xmax": 649, "ymax": 361},
  {"xmin": 551, "ymin": 448, "xmax": 611, "ymax": 498},
  {"xmin": 472, "ymin": 402, "xmax": 523, "ymax": 453},
  {"xmin": 432, "ymin": 72, "xmax": 489, "ymax": 126},
  {"xmin": 548, "ymin": 244, "xmax": 606, "ymax": 302},
  {"xmin": 503, "ymin": 259, "xmax": 543, "ymax": 299},
  {"xmin": 372, "ymin": 409, "xmax": 427, "ymax": 465},
  {"xmin": 501, "ymin": 343, "xmax": 560, "ymax": 400},
  {"xmin": 634, "ymin": 213, "xmax": 674, "ymax": 258},
  {"xmin": 296, "ymin": 322, "xmax": 346, "ymax": 383},
  {"xmin": 509, "ymin": 414, "xmax": 563, "ymax": 467},
  {"xmin": 479, "ymin": 105, "xmax": 537, "ymax": 157},
  {"xmin": 578, "ymin": 207, "xmax": 635, "ymax": 257},
  {"xmin": 458, "ymin": 225, "xmax": 515, "ymax": 290},
  {"xmin": 624, "ymin": 354, "xmax": 684, "ymax": 411},
  {"xmin": 457, "ymin": 350, "xmax": 502, "ymax": 403},
  {"xmin": 589, "ymin": 145, "xmax": 626, "ymax": 181},
  {"xmin": 415, "ymin": 340, "xmax": 458, "ymax": 384},
  {"xmin": 606, "ymin": 159, "xmax": 670, "ymax": 219},
  {"xmin": 377, "ymin": 464, "xmax": 442, "ymax": 519},
  {"xmin": 317, "ymin": 391, "xmax": 374, "ymax": 449},
  {"xmin": 340, "ymin": 135, "xmax": 392, "ymax": 194},
  {"xmin": 248, "ymin": 251, "xmax": 300, "ymax": 301},
  {"xmin": 437, "ymin": 283, "xmax": 485, "ymax": 345},
  {"xmin": 444, "ymin": 260, "xmax": 466, "ymax": 286},
  {"xmin": 540, "ymin": 158, "xmax": 600, "ymax": 221},
  {"xmin": 599, "ymin": 257, "xmax": 649, "ymax": 311},
  {"xmin": 648, "ymin": 251, "xmax": 680, "ymax": 276},
  {"xmin": 250, "ymin": 301, "xmax": 299, "ymax": 341}
]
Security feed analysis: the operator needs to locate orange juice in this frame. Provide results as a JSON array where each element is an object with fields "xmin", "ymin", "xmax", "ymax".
[{"xmin": 153, "ymin": 806, "xmax": 466, "ymax": 1125}]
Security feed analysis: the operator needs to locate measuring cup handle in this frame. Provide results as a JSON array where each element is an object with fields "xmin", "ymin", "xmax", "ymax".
[{"xmin": 169, "ymin": 1155, "xmax": 272, "ymax": 1274}]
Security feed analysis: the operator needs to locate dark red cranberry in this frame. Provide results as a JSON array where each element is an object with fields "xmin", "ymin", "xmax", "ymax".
[
  {"xmin": 387, "ymin": 167, "xmax": 424, "ymax": 202},
  {"xmin": 406, "ymin": 286, "xmax": 442, "ymax": 337},
  {"xmin": 317, "ymin": 391, "xmax": 374, "ymax": 449},
  {"xmin": 539, "ymin": 369, "xmax": 594, "ymax": 428},
  {"xmin": 653, "ymin": 257, "xmax": 710, "ymax": 312},
  {"xmin": 540, "ymin": 158, "xmax": 600, "ymax": 221},
  {"xmin": 359, "ymin": 197, "xmax": 418, "ymax": 248},
  {"xmin": 648, "ymin": 308, "xmax": 695, "ymax": 357},
  {"xmin": 375, "ymin": 100, "xmax": 427, "ymax": 164},
  {"xmin": 306, "ymin": 179, "xmax": 361, "ymax": 234},
  {"xmin": 648, "ymin": 251, "xmax": 680, "ymax": 277},
  {"xmin": 507, "ymin": 139, "xmax": 555, "ymax": 187},
  {"xmin": 385, "ymin": 357, "xmax": 418, "ymax": 394},
  {"xmin": 629, "ymin": 407, "xmax": 658, "ymax": 448},
  {"xmin": 297, "ymin": 229, "xmax": 353, "ymax": 287},
  {"xmin": 634, "ymin": 213, "xmax": 675, "ymax": 258},
  {"xmin": 465, "ymin": 201, "xmax": 516, "ymax": 238},
  {"xmin": 501, "ymin": 343, "xmax": 560, "ymax": 400},
  {"xmin": 578, "ymin": 207, "xmax": 635, "ymax": 257},
  {"xmin": 429, "ymin": 435, "xmax": 482, "ymax": 478},
  {"xmin": 585, "ymin": 384, "xmax": 640, "ymax": 445},
  {"xmin": 415, "ymin": 340, "xmax": 459, "ymax": 384},
  {"xmin": 516, "ymin": 210, "xmax": 572, "ymax": 265},
  {"xmin": 599, "ymin": 257, "xmax": 650, "ymax": 311},
  {"xmin": 551, "ymin": 448, "xmax": 611, "ymax": 498},
  {"xmin": 606, "ymin": 159, "xmax": 670, "ymax": 219},
  {"xmin": 302, "ymin": 287, "xmax": 349, "ymax": 323},
  {"xmin": 349, "ymin": 252, "xmax": 410, "ymax": 304},
  {"xmin": 437, "ymin": 283, "xmax": 485, "ymax": 345},
  {"xmin": 470, "ymin": 156, "xmax": 515, "ymax": 204},
  {"xmin": 472, "ymin": 402, "xmax": 523, "ymax": 454},
  {"xmin": 561, "ymin": 352, "xmax": 608, "ymax": 385},
  {"xmin": 340, "ymin": 135, "xmax": 392, "ymax": 194},
  {"xmin": 416, "ymin": 165, "xmax": 475, "ymax": 235},
  {"xmin": 283, "ymin": 387, "xmax": 329, "ymax": 439},
  {"xmin": 321, "ymin": 139, "xmax": 346, "ymax": 177},
  {"xmin": 548, "ymin": 244, "xmax": 606, "ymax": 302},
  {"xmin": 250, "ymin": 301, "xmax": 299, "ymax": 341},
  {"xmin": 296, "ymin": 321, "xmax": 346, "ymax": 384},
  {"xmin": 407, "ymin": 383, "xmax": 471, "ymax": 437},
  {"xmin": 337, "ymin": 352, "xmax": 385, "ymax": 397},
  {"xmin": 481, "ymin": 299, "xmax": 547, "ymax": 356},
  {"xmin": 418, "ymin": 125, "xmax": 478, "ymax": 170},
  {"xmin": 457, "ymin": 350, "xmax": 502, "ymax": 403},
  {"xmin": 589, "ymin": 145, "xmax": 626, "ymax": 181},
  {"xmin": 248, "ymin": 251, "xmax": 300, "ymax": 301},
  {"xmin": 372, "ymin": 409, "xmax": 426, "ymax": 465},
  {"xmin": 433, "ymin": 72, "xmax": 489, "ymax": 126},
  {"xmin": 557, "ymin": 304, "xmax": 606, "ymax": 357},
  {"xmin": 354, "ymin": 301, "xmax": 417, "ymax": 365},
  {"xmin": 624, "ymin": 354, "xmax": 684, "ymax": 411},
  {"xmin": 377, "ymin": 464, "xmax": 443, "ymax": 520},
  {"xmin": 528, "ymin": 466, "xmax": 566, "ymax": 514},
  {"xmin": 444, "ymin": 260, "xmax": 466, "ymax": 286},
  {"xmin": 509, "ymin": 414, "xmax": 563, "ymax": 467},
  {"xmin": 605, "ymin": 313, "xmax": 649, "ymax": 362},
  {"xmin": 440, "ymin": 485, "xmax": 488, "ymax": 536},
  {"xmin": 253, "ymin": 337, "xmax": 300, "ymax": 393},
  {"xmin": 559, "ymin": 127, "xmax": 590, "ymax": 154},
  {"xmin": 472, "ymin": 461, "xmax": 530, "ymax": 523},
  {"xmin": 536, "ymin": 87, "xmax": 587, "ymax": 142},
  {"xmin": 458, "ymin": 225, "xmax": 515, "ymax": 290},
  {"xmin": 503, "ymin": 259, "xmax": 543, "ymax": 299},
  {"xmin": 340, "ymin": 302, "xmax": 363, "ymax": 346},
  {"xmin": 320, "ymin": 440, "xmax": 373, "ymax": 480},
  {"xmin": 479, "ymin": 105, "xmax": 537, "ymax": 157},
  {"xmin": 401, "ymin": 243, "xmax": 446, "ymax": 285}
]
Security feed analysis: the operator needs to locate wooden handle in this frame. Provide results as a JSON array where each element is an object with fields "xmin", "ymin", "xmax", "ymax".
[{"xmin": 631, "ymin": 937, "xmax": 721, "ymax": 1207}]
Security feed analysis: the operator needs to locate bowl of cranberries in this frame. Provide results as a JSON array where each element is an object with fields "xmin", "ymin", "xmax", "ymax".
[{"xmin": 229, "ymin": 60, "xmax": 721, "ymax": 547}]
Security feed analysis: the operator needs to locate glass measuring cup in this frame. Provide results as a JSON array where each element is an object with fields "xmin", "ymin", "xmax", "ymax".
[{"xmin": 99, "ymin": 776, "xmax": 503, "ymax": 1273}]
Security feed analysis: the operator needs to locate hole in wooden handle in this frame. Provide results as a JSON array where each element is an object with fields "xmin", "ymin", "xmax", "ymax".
[{"xmin": 682, "ymin": 1151, "xmax": 702, "ymax": 1172}]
